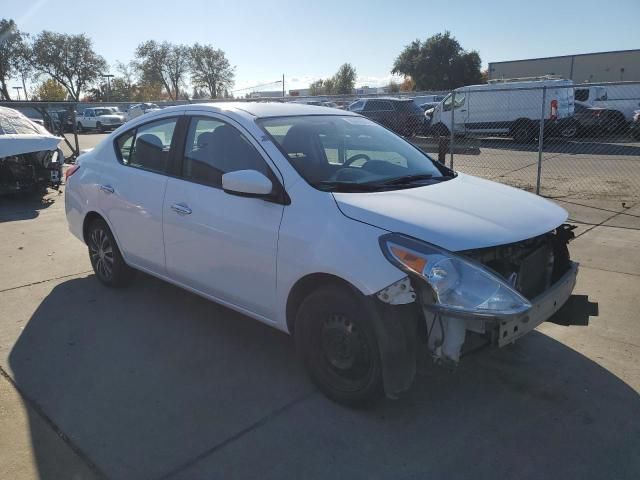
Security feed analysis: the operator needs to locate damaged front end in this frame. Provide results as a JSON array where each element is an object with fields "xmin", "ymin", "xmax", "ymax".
[{"xmin": 372, "ymin": 225, "xmax": 597, "ymax": 398}]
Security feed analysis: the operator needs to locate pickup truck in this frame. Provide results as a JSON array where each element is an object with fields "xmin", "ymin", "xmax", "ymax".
[{"xmin": 76, "ymin": 107, "xmax": 127, "ymax": 133}]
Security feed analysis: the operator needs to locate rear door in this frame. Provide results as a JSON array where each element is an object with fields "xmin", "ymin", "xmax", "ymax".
[
  {"xmin": 162, "ymin": 113, "xmax": 285, "ymax": 319},
  {"xmin": 100, "ymin": 115, "xmax": 181, "ymax": 274}
]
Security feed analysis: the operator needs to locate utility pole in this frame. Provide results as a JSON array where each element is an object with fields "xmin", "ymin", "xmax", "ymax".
[
  {"xmin": 101, "ymin": 74, "xmax": 114, "ymax": 102},
  {"xmin": 12, "ymin": 86, "xmax": 22, "ymax": 100}
]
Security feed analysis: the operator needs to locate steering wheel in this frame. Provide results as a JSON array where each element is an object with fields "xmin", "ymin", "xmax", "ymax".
[{"xmin": 343, "ymin": 153, "xmax": 371, "ymax": 168}]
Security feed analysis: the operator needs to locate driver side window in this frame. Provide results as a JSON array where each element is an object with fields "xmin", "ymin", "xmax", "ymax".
[{"xmin": 181, "ymin": 117, "xmax": 271, "ymax": 188}]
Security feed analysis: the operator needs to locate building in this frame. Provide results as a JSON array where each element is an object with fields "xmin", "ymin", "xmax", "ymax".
[{"xmin": 489, "ymin": 49, "xmax": 640, "ymax": 83}]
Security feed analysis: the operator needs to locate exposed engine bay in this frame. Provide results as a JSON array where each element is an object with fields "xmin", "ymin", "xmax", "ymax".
[
  {"xmin": 416, "ymin": 225, "xmax": 578, "ymax": 364},
  {"xmin": 0, "ymin": 106, "xmax": 64, "ymax": 195},
  {"xmin": 0, "ymin": 149, "xmax": 63, "ymax": 194}
]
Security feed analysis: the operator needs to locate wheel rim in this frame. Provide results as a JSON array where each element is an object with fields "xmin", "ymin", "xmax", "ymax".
[
  {"xmin": 319, "ymin": 314, "xmax": 372, "ymax": 385},
  {"xmin": 89, "ymin": 228, "xmax": 114, "ymax": 280}
]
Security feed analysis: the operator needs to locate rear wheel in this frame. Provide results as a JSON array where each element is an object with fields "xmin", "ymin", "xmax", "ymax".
[
  {"xmin": 512, "ymin": 122, "xmax": 536, "ymax": 143},
  {"xmin": 87, "ymin": 218, "xmax": 135, "ymax": 287},
  {"xmin": 295, "ymin": 285, "xmax": 383, "ymax": 407}
]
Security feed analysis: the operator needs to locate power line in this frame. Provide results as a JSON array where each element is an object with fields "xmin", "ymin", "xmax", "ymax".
[{"xmin": 231, "ymin": 79, "xmax": 282, "ymax": 93}]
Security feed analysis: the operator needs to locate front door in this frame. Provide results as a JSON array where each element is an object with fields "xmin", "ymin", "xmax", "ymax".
[{"xmin": 163, "ymin": 115, "xmax": 284, "ymax": 319}]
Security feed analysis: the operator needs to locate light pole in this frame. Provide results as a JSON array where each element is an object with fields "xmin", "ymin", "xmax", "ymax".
[
  {"xmin": 13, "ymin": 86, "xmax": 23, "ymax": 100},
  {"xmin": 101, "ymin": 74, "xmax": 114, "ymax": 102}
]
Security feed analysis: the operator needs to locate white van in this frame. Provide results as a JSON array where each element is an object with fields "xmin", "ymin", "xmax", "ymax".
[
  {"xmin": 430, "ymin": 78, "xmax": 577, "ymax": 142},
  {"xmin": 574, "ymin": 83, "xmax": 640, "ymax": 124}
]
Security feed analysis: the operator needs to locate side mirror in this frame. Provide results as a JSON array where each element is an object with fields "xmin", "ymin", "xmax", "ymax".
[{"xmin": 222, "ymin": 170, "xmax": 273, "ymax": 197}]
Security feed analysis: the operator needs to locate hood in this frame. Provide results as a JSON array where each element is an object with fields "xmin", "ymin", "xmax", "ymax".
[
  {"xmin": 333, "ymin": 173, "xmax": 568, "ymax": 251},
  {"xmin": 0, "ymin": 134, "xmax": 62, "ymax": 158}
]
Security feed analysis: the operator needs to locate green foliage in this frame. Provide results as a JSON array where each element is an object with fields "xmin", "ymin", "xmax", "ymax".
[
  {"xmin": 134, "ymin": 40, "xmax": 190, "ymax": 100},
  {"xmin": 190, "ymin": 44, "xmax": 234, "ymax": 99},
  {"xmin": 392, "ymin": 31, "xmax": 482, "ymax": 90},
  {"xmin": 33, "ymin": 78, "xmax": 67, "ymax": 101},
  {"xmin": 29, "ymin": 31, "xmax": 107, "ymax": 101},
  {"xmin": 309, "ymin": 63, "xmax": 357, "ymax": 95},
  {"xmin": 0, "ymin": 19, "xmax": 27, "ymax": 100}
]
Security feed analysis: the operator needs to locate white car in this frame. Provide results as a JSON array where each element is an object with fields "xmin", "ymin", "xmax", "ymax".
[
  {"xmin": 65, "ymin": 102, "xmax": 593, "ymax": 405},
  {"xmin": 77, "ymin": 107, "xmax": 127, "ymax": 133},
  {"xmin": 126, "ymin": 103, "xmax": 161, "ymax": 121}
]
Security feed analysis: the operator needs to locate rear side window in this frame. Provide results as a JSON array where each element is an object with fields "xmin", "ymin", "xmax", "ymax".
[
  {"xmin": 114, "ymin": 117, "xmax": 177, "ymax": 173},
  {"xmin": 574, "ymin": 89, "xmax": 589, "ymax": 102},
  {"xmin": 181, "ymin": 117, "xmax": 270, "ymax": 188}
]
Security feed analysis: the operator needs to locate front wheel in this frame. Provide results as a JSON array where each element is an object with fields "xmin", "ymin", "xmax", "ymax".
[
  {"xmin": 295, "ymin": 286, "xmax": 383, "ymax": 407},
  {"xmin": 87, "ymin": 218, "xmax": 135, "ymax": 287}
]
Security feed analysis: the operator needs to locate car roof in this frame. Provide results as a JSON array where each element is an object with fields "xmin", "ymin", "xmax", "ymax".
[
  {"xmin": 364, "ymin": 97, "xmax": 411, "ymax": 102},
  {"xmin": 190, "ymin": 101, "xmax": 356, "ymax": 118}
]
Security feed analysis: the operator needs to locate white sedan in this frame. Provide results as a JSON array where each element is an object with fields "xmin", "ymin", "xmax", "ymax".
[{"xmin": 65, "ymin": 102, "xmax": 592, "ymax": 405}]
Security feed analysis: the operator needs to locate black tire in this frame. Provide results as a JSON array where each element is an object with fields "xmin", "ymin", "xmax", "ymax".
[
  {"xmin": 294, "ymin": 285, "xmax": 383, "ymax": 407},
  {"xmin": 512, "ymin": 122, "xmax": 536, "ymax": 143},
  {"xmin": 76, "ymin": 122, "xmax": 84, "ymax": 133},
  {"xmin": 603, "ymin": 113, "xmax": 627, "ymax": 134},
  {"xmin": 87, "ymin": 218, "xmax": 135, "ymax": 287},
  {"xmin": 97, "ymin": 122, "xmax": 105, "ymax": 133},
  {"xmin": 432, "ymin": 122, "xmax": 450, "ymax": 138}
]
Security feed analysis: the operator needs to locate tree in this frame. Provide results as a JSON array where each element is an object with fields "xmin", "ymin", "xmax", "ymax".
[
  {"xmin": 400, "ymin": 76, "xmax": 415, "ymax": 92},
  {"xmin": 29, "ymin": 31, "xmax": 107, "ymax": 100},
  {"xmin": 0, "ymin": 19, "xmax": 26, "ymax": 100},
  {"xmin": 392, "ymin": 32, "xmax": 482, "ymax": 90},
  {"xmin": 309, "ymin": 79, "xmax": 324, "ymax": 96},
  {"xmin": 190, "ymin": 44, "xmax": 234, "ymax": 98},
  {"xmin": 33, "ymin": 78, "xmax": 67, "ymax": 100},
  {"xmin": 308, "ymin": 63, "xmax": 357, "ymax": 96},
  {"xmin": 134, "ymin": 41, "xmax": 190, "ymax": 100},
  {"xmin": 333, "ymin": 63, "xmax": 356, "ymax": 94},
  {"xmin": 387, "ymin": 80, "xmax": 400, "ymax": 93}
]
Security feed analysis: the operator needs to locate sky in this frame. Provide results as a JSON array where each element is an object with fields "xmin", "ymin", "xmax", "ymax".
[{"xmin": 4, "ymin": 0, "xmax": 640, "ymax": 94}]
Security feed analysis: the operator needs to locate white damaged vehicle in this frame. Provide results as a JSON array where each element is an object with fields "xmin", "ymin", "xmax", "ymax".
[
  {"xmin": 65, "ymin": 103, "xmax": 597, "ymax": 406},
  {"xmin": 0, "ymin": 106, "xmax": 64, "ymax": 195}
]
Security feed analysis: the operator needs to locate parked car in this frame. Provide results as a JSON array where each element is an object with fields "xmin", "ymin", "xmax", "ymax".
[
  {"xmin": 49, "ymin": 110, "xmax": 75, "ymax": 133},
  {"xmin": 126, "ymin": 103, "xmax": 161, "ymax": 121},
  {"xmin": 574, "ymin": 101, "xmax": 626, "ymax": 135},
  {"xmin": 77, "ymin": 107, "xmax": 127, "ymax": 133},
  {"xmin": 65, "ymin": 102, "xmax": 595, "ymax": 406},
  {"xmin": 413, "ymin": 95, "xmax": 446, "ymax": 107},
  {"xmin": 0, "ymin": 106, "xmax": 64, "ymax": 195},
  {"xmin": 348, "ymin": 97, "xmax": 425, "ymax": 136},
  {"xmin": 631, "ymin": 110, "xmax": 640, "ymax": 140},
  {"xmin": 430, "ymin": 77, "xmax": 577, "ymax": 142},
  {"xmin": 575, "ymin": 83, "xmax": 640, "ymax": 126}
]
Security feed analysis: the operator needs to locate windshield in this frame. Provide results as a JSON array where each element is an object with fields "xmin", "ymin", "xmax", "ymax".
[{"xmin": 258, "ymin": 115, "xmax": 452, "ymax": 192}]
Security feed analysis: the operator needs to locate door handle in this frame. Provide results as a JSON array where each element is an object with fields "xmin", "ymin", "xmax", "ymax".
[
  {"xmin": 99, "ymin": 184, "xmax": 114, "ymax": 194},
  {"xmin": 170, "ymin": 203, "xmax": 192, "ymax": 215}
]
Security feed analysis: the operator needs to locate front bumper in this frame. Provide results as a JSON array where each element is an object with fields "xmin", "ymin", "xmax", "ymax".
[{"xmin": 497, "ymin": 261, "xmax": 578, "ymax": 346}]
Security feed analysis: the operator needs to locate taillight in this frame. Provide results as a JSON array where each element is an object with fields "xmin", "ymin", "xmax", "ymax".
[
  {"xmin": 550, "ymin": 100, "xmax": 558, "ymax": 120},
  {"xmin": 65, "ymin": 164, "xmax": 80, "ymax": 180}
]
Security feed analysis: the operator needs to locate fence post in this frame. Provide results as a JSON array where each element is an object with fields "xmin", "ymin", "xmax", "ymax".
[
  {"xmin": 449, "ymin": 91, "xmax": 455, "ymax": 169},
  {"xmin": 536, "ymin": 86, "xmax": 547, "ymax": 195}
]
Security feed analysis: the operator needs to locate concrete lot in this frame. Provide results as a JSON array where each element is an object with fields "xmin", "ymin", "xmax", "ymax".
[{"xmin": 1, "ymin": 135, "xmax": 639, "ymax": 479}]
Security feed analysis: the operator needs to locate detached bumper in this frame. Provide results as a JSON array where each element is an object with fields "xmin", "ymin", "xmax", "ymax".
[{"xmin": 498, "ymin": 261, "xmax": 578, "ymax": 346}]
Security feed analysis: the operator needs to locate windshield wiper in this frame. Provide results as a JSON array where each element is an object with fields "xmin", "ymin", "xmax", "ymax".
[
  {"xmin": 315, "ymin": 181, "xmax": 387, "ymax": 192},
  {"xmin": 377, "ymin": 173, "xmax": 451, "ymax": 186}
]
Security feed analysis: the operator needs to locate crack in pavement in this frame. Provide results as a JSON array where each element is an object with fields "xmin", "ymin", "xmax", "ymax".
[
  {"xmin": 0, "ymin": 270, "xmax": 93, "ymax": 294},
  {"xmin": 0, "ymin": 367, "xmax": 107, "ymax": 479},
  {"xmin": 573, "ymin": 202, "xmax": 638, "ymax": 239},
  {"xmin": 155, "ymin": 391, "xmax": 316, "ymax": 480}
]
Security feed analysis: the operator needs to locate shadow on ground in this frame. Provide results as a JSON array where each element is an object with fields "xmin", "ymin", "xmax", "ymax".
[
  {"xmin": 8, "ymin": 273, "xmax": 640, "ymax": 480},
  {"xmin": 0, "ymin": 191, "xmax": 60, "ymax": 223}
]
